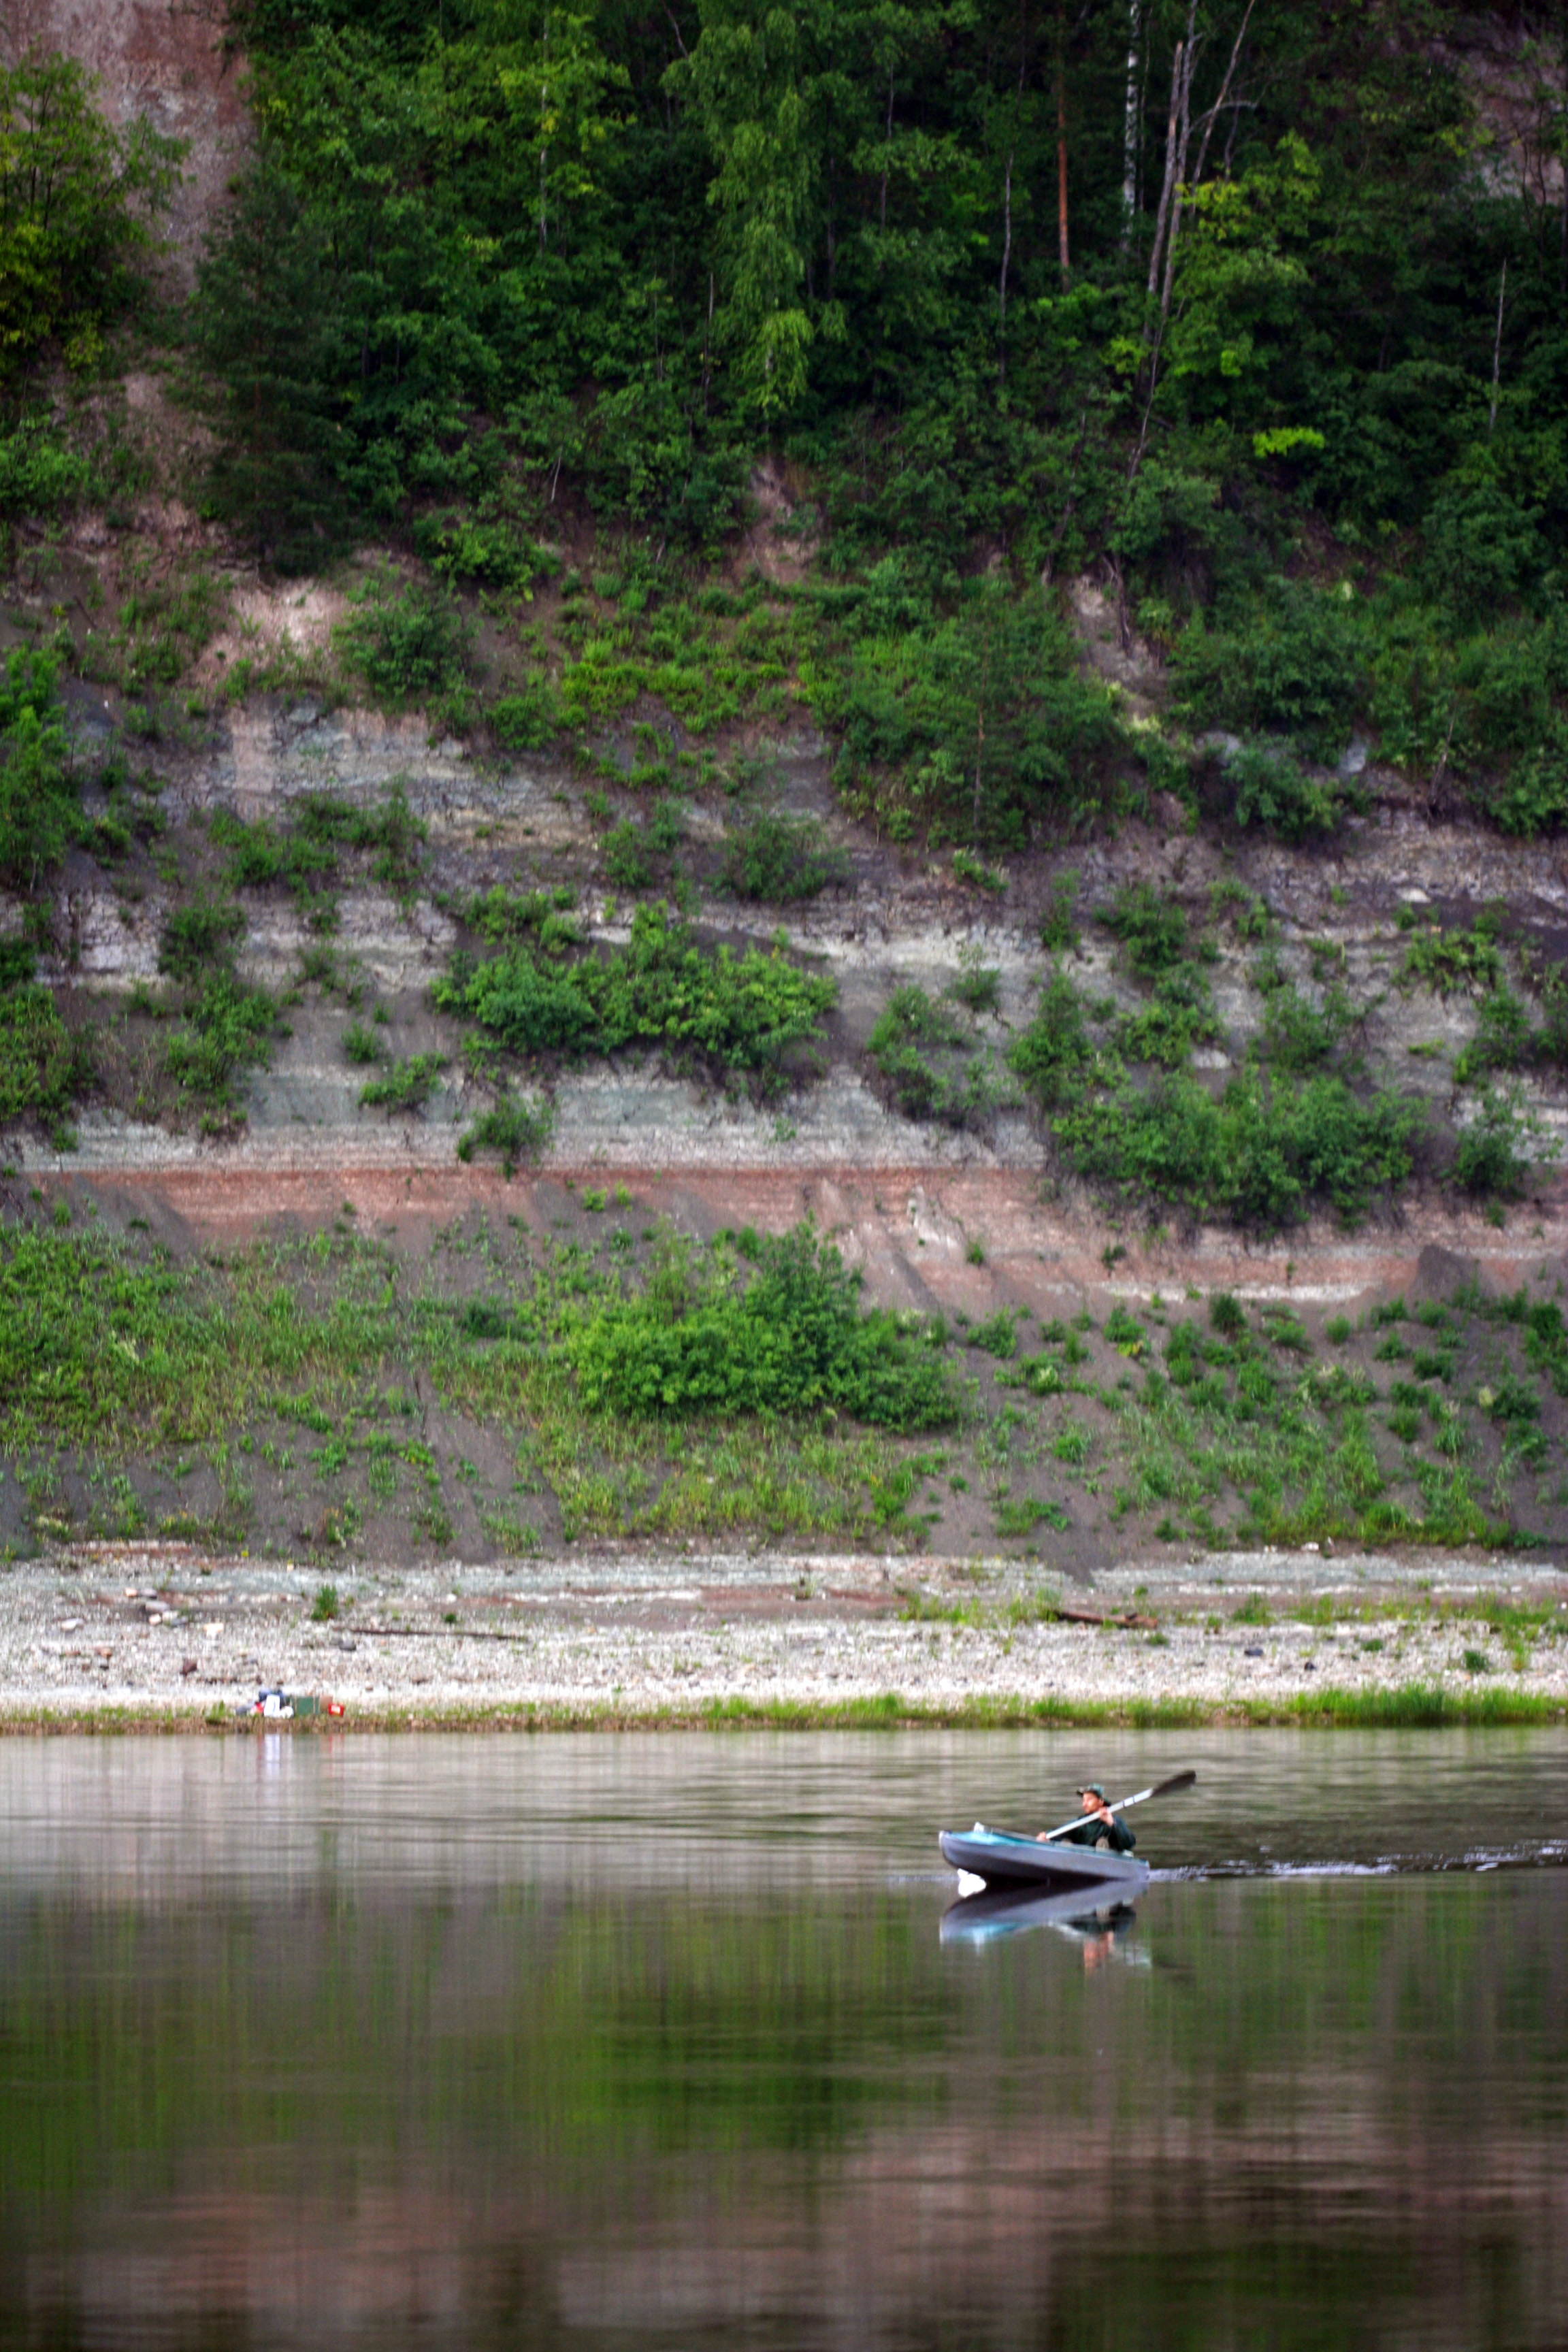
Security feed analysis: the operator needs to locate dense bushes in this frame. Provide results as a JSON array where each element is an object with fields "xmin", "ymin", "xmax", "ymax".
[
  {"xmin": 1054, "ymin": 1070, "xmax": 1421, "ymax": 1228},
  {"xmin": 566, "ymin": 1226, "xmax": 952, "ymax": 1428},
  {"xmin": 0, "ymin": 53, "xmax": 180, "ymax": 371},
  {"xmin": 817, "ymin": 579, "xmax": 1119, "ymax": 847},
  {"xmin": 436, "ymin": 901, "xmax": 834, "ymax": 1088},
  {"xmin": 1173, "ymin": 583, "xmax": 1362, "ymax": 758}
]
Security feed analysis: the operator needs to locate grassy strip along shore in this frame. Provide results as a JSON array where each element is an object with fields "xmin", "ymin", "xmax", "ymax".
[{"xmin": 2, "ymin": 1686, "xmax": 1565, "ymax": 1737}]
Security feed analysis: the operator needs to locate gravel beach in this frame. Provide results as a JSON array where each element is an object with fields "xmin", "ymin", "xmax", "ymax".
[{"xmin": 3, "ymin": 1540, "xmax": 1565, "ymax": 1726}]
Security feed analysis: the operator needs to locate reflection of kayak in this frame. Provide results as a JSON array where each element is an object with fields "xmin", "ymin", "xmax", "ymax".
[
  {"xmin": 941, "ymin": 1882, "xmax": 1142, "ymax": 1946},
  {"xmin": 938, "ymin": 1823, "xmax": 1150, "ymax": 1895}
]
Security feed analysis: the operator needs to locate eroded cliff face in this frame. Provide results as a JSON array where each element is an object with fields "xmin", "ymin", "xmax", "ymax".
[{"xmin": 0, "ymin": 0, "xmax": 246, "ymax": 276}]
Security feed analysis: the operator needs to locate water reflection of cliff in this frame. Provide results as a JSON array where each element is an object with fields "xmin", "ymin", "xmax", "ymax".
[{"xmin": 3, "ymin": 1871, "xmax": 1565, "ymax": 2347}]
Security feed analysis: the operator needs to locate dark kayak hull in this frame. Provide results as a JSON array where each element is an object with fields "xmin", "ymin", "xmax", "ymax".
[{"xmin": 938, "ymin": 1825, "xmax": 1149, "ymax": 1894}]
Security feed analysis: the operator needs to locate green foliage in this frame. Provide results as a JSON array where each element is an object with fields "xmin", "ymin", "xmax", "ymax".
[
  {"xmin": 866, "ymin": 985, "xmax": 1014, "ymax": 1130},
  {"xmin": 158, "ymin": 900, "xmax": 245, "ymax": 982},
  {"xmin": 0, "ymin": 984, "xmax": 84, "ymax": 1139},
  {"xmin": 0, "ymin": 650, "xmax": 77, "ymax": 890},
  {"xmin": 1227, "ymin": 739, "xmax": 1343, "ymax": 840},
  {"xmin": 1008, "ymin": 971, "xmax": 1095, "ymax": 1110},
  {"xmin": 1101, "ymin": 884, "xmax": 1190, "ymax": 977},
  {"xmin": 456, "ymin": 1090, "xmax": 556, "ymax": 1175},
  {"xmin": 1400, "ymin": 912, "xmax": 1505, "ymax": 996},
  {"xmin": 566, "ymin": 1226, "xmax": 952, "ymax": 1431},
  {"xmin": 437, "ymin": 901, "xmax": 834, "ymax": 1090},
  {"xmin": 163, "ymin": 974, "xmax": 277, "ymax": 1120},
  {"xmin": 1115, "ymin": 966, "xmax": 1224, "ymax": 1068},
  {"xmin": 337, "ymin": 573, "xmax": 473, "ymax": 707},
  {"xmin": 490, "ymin": 681, "xmax": 561, "ymax": 751},
  {"xmin": 0, "ymin": 54, "xmax": 182, "ymax": 371},
  {"xmin": 722, "ymin": 812, "xmax": 848, "ymax": 902},
  {"xmin": 212, "ymin": 789, "xmax": 426, "ymax": 916},
  {"xmin": 1452, "ymin": 1086, "xmax": 1548, "ymax": 1200},
  {"xmin": 1173, "ymin": 584, "xmax": 1362, "ymax": 756},
  {"xmin": 359, "ymin": 1052, "xmax": 445, "ymax": 1112},
  {"xmin": 1260, "ymin": 981, "xmax": 1356, "ymax": 1071},
  {"xmin": 819, "ymin": 576, "xmax": 1117, "ymax": 847},
  {"xmin": 1054, "ymin": 1070, "xmax": 1420, "ymax": 1230},
  {"xmin": 965, "ymin": 1310, "xmax": 1018, "ymax": 1360},
  {"xmin": 342, "ymin": 1021, "xmax": 382, "ymax": 1067},
  {"xmin": 1456, "ymin": 990, "xmax": 1532, "ymax": 1083},
  {"xmin": 0, "ymin": 416, "xmax": 88, "ymax": 512}
]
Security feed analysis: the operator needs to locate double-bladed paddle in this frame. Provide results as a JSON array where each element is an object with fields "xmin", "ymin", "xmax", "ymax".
[{"xmin": 1034, "ymin": 1766, "xmax": 1196, "ymax": 1844}]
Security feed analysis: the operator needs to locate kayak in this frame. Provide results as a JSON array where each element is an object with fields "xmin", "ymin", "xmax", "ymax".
[{"xmin": 938, "ymin": 1823, "xmax": 1150, "ymax": 1895}]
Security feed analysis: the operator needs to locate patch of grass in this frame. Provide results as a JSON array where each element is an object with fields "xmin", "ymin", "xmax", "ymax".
[{"xmin": 310, "ymin": 1582, "xmax": 339, "ymax": 1621}]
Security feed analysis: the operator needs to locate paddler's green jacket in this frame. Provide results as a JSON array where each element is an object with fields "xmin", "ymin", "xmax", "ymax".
[{"xmin": 1058, "ymin": 1812, "xmax": 1136, "ymax": 1854}]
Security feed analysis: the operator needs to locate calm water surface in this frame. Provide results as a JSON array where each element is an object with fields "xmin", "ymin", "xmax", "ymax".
[{"xmin": 1, "ymin": 1729, "xmax": 1565, "ymax": 2350}]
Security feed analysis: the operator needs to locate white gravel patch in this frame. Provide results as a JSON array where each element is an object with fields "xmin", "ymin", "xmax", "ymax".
[{"xmin": 1, "ymin": 1550, "xmax": 1564, "ymax": 1721}]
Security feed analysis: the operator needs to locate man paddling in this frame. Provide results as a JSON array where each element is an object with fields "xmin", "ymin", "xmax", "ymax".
[{"xmin": 1041, "ymin": 1783, "xmax": 1137, "ymax": 1855}]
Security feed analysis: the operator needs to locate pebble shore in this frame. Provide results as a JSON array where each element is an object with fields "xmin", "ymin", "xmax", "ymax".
[{"xmin": 2, "ymin": 1542, "xmax": 1565, "ymax": 1725}]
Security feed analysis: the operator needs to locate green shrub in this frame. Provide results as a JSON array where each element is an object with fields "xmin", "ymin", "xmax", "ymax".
[
  {"xmin": 1451, "ymin": 1085, "xmax": 1546, "ymax": 1198},
  {"xmin": 359, "ymin": 1053, "xmax": 445, "ymax": 1111},
  {"xmin": 338, "ymin": 574, "xmax": 472, "ymax": 705},
  {"xmin": 0, "ymin": 984, "xmax": 84, "ymax": 1136},
  {"xmin": 1228, "ymin": 739, "xmax": 1342, "ymax": 840},
  {"xmin": 1400, "ymin": 914, "xmax": 1505, "ymax": 996},
  {"xmin": 1456, "ymin": 990, "xmax": 1532, "ymax": 1082},
  {"xmin": 0, "ymin": 54, "xmax": 181, "ymax": 370},
  {"xmin": 1172, "ymin": 581, "xmax": 1362, "ymax": 755},
  {"xmin": 1261, "ymin": 981, "xmax": 1356, "ymax": 1071},
  {"xmin": 1115, "ymin": 966, "xmax": 1223, "ymax": 1067},
  {"xmin": 491, "ymin": 681, "xmax": 561, "ymax": 751},
  {"xmin": 214, "ymin": 790, "xmax": 428, "ymax": 917},
  {"xmin": 1101, "ymin": 884, "xmax": 1190, "ymax": 975},
  {"xmin": 342, "ymin": 1020, "xmax": 382, "ymax": 1066},
  {"xmin": 158, "ymin": 900, "xmax": 246, "ymax": 981},
  {"xmin": 1421, "ymin": 478, "xmax": 1546, "ymax": 626},
  {"xmin": 1490, "ymin": 735, "xmax": 1568, "ymax": 836},
  {"xmin": 946, "ymin": 961, "xmax": 1002, "ymax": 1015},
  {"xmin": 566, "ymin": 1224, "xmax": 953, "ymax": 1430},
  {"xmin": 0, "ymin": 650, "xmax": 77, "ymax": 890},
  {"xmin": 1054, "ymin": 1070, "xmax": 1420, "ymax": 1230},
  {"xmin": 867, "ymin": 985, "xmax": 1013, "ymax": 1129},
  {"xmin": 722, "ymin": 812, "xmax": 849, "ymax": 901},
  {"xmin": 819, "ymin": 580, "xmax": 1117, "ymax": 845},
  {"xmin": 1039, "ymin": 870, "xmax": 1080, "ymax": 951},
  {"xmin": 966, "ymin": 1309, "xmax": 1018, "ymax": 1359},
  {"xmin": 602, "ymin": 821, "xmax": 652, "ymax": 892},
  {"xmin": 0, "ymin": 417, "xmax": 88, "ymax": 513},
  {"xmin": 413, "ymin": 512, "xmax": 556, "ymax": 591},
  {"xmin": 1009, "ymin": 971, "xmax": 1096, "ymax": 1109},
  {"xmin": 437, "ymin": 902, "xmax": 834, "ymax": 1090},
  {"xmin": 164, "ymin": 975, "xmax": 276, "ymax": 1117},
  {"xmin": 456, "ymin": 1090, "xmax": 556, "ymax": 1175}
]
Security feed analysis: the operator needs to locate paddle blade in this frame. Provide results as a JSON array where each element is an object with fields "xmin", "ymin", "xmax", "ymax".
[{"xmin": 1151, "ymin": 1769, "xmax": 1196, "ymax": 1798}]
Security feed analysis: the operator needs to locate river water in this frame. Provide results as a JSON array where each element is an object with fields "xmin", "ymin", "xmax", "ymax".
[{"xmin": 1, "ymin": 1729, "xmax": 1565, "ymax": 2349}]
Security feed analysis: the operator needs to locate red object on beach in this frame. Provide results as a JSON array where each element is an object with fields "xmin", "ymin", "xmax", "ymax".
[{"xmin": 327, "ymin": 1698, "xmax": 345, "ymax": 1718}]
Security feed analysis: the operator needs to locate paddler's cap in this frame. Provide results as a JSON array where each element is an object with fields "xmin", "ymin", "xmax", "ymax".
[{"xmin": 1078, "ymin": 1783, "xmax": 1107, "ymax": 1800}]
